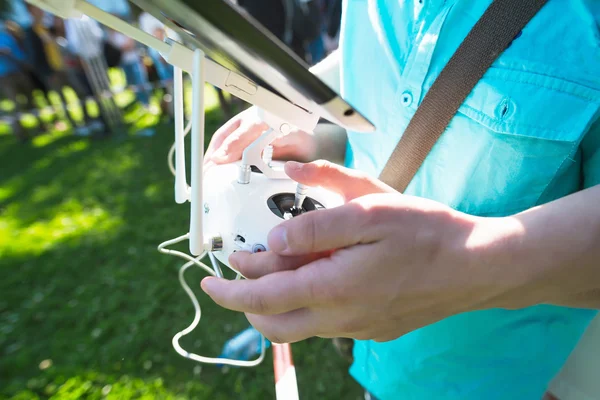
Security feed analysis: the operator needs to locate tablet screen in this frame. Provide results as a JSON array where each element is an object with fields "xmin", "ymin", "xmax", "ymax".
[{"xmin": 130, "ymin": 0, "xmax": 375, "ymax": 132}]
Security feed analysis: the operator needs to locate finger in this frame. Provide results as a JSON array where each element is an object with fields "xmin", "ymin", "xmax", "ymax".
[
  {"xmin": 204, "ymin": 116, "xmax": 241, "ymax": 161},
  {"xmin": 246, "ymin": 308, "xmax": 324, "ymax": 344},
  {"xmin": 247, "ymin": 306, "xmax": 368, "ymax": 344},
  {"xmin": 210, "ymin": 121, "xmax": 268, "ymax": 164},
  {"xmin": 284, "ymin": 160, "xmax": 396, "ymax": 201},
  {"xmin": 203, "ymin": 160, "xmax": 216, "ymax": 173},
  {"xmin": 201, "ymin": 257, "xmax": 337, "ymax": 315},
  {"xmin": 267, "ymin": 201, "xmax": 382, "ymax": 255},
  {"xmin": 229, "ymin": 250, "xmax": 332, "ymax": 279}
]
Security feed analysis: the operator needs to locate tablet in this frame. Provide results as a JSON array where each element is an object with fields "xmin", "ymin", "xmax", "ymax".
[{"xmin": 129, "ymin": 0, "xmax": 375, "ymax": 132}]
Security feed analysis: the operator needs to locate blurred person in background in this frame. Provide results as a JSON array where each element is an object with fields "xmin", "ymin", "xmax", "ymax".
[
  {"xmin": 6, "ymin": 0, "xmax": 33, "ymax": 64},
  {"xmin": 323, "ymin": 0, "xmax": 341, "ymax": 53},
  {"xmin": 63, "ymin": 13, "xmax": 114, "ymax": 136},
  {"xmin": 87, "ymin": 0, "xmax": 153, "ymax": 116},
  {"xmin": 235, "ymin": 0, "xmax": 323, "ymax": 64},
  {"xmin": 4, "ymin": 0, "xmax": 58, "ymax": 108},
  {"xmin": 87, "ymin": 0, "xmax": 132, "ymax": 21},
  {"xmin": 0, "ymin": 21, "xmax": 48, "ymax": 141},
  {"xmin": 3, "ymin": 18, "xmax": 51, "ymax": 103},
  {"xmin": 138, "ymin": 12, "xmax": 174, "ymax": 83},
  {"xmin": 139, "ymin": 11, "xmax": 175, "ymax": 120},
  {"xmin": 106, "ymin": 26, "xmax": 153, "ymax": 114},
  {"xmin": 88, "ymin": 0, "xmax": 153, "ymax": 115},
  {"xmin": 306, "ymin": 0, "xmax": 327, "ymax": 64},
  {"xmin": 26, "ymin": 3, "xmax": 102, "ymax": 136}
]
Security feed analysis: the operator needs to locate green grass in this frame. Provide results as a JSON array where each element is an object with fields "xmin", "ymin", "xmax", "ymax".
[{"xmin": 0, "ymin": 77, "xmax": 363, "ymax": 399}]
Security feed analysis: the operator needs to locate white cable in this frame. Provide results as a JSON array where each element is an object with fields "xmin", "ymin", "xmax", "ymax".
[
  {"xmin": 157, "ymin": 234, "xmax": 267, "ymax": 368},
  {"xmin": 158, "ymin": 233, "xmax": 214, "ymax": 276},
  {"xmin": 173, "ymin": 260, "xmax": 266, "ymax": 367},
  {"xmin": 168, "ymin": 119, "xmax": 193, "ymax": 177},
  {"xmin": 208, "ymin": 251, "xmax": 223, "ymax": 278}
]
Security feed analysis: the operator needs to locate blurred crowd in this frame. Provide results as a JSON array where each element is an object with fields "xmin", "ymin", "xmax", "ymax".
[
  {"xmin": 0, "ymin": 0, "xmax": 341, "ymax": 142},
  {"xmin": 234, "ymin": 0, "xmax": 342, "ymax": 64}
]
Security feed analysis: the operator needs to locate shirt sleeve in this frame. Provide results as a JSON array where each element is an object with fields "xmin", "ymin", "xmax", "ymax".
[{"xmin": 582, "ymin": 111, "xmax": 600, "ymax": 189}]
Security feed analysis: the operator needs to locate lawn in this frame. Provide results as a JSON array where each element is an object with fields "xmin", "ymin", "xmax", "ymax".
[{"xmin": 0, "ymin": 75, "xmax": 364, "ymax": 399}]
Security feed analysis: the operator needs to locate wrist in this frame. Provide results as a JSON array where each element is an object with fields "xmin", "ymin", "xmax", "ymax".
[{"xmin": 461, "ymin": 214, "xmax": 541, "ymax": 311}]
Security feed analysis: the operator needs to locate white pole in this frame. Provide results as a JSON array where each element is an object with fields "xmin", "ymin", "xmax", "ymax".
[
  {"xmin": 273, "ymin": 343, "xmax": 300, "ymax": 400},
  {"xmin": 173, "ymin": 66, "xmax": 188, "ymax": 204},
  {"xmin": 189, "ymin": 49, "xmax": 205, "ymax": 256}
]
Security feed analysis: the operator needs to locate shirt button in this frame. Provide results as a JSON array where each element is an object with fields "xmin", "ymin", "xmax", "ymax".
[{"xmin": 401, "ymin": 91, "xmax": 413, "ymax": 107}]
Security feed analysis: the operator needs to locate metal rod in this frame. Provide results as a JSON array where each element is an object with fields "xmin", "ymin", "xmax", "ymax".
[
  {"xmin": 273, "ymin": 343, "xmax": 299, "ymax": 400},
  {"xmin": 189, "ymin": 49, "xmax": 205, "ymax": 256}
]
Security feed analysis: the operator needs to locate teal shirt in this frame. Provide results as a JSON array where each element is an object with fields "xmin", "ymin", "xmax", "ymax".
[{"xmin": 339, "ymin": 0, "xmax": 600, "ymax": 398}]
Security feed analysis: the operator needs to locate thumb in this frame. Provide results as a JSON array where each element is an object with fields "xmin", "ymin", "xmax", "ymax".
[{"xmin": 285, "ymin": 160, "xmax": 396, "ymax": 201}]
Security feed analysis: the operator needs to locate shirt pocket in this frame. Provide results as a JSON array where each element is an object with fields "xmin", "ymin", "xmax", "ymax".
[{"xmin": 442, "ymin": 67, "xmax": 600, "ymax": 216}]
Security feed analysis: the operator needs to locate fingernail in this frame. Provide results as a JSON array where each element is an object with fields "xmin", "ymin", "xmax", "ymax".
[
  {"xmin": 268, "ymin": 226, "xmax": 288, "ymax": 253},
  {"xmin": 201, "ymin": 277, "xmax": 220, "ymax": 294},
  {"xmin": 213, "ymin": 149, "xmax": 227, "ymax": 160}
]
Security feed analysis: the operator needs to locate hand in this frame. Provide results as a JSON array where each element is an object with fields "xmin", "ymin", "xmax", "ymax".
[
  {"xmin": 204, "ymin": 107, "xmax": 317, "ymax": 167},
  {"xmin": 200, "ymin": 161, "xmax": 523, "ymax": 343}
]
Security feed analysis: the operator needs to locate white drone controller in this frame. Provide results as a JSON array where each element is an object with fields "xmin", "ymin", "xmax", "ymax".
[
  {"xmin": 176, "ymin": 48, "xmax": 344, "ymax": 267},
  {"xmin": 26, "ymin": 0, "xmax": 359, "ymax": 372}
]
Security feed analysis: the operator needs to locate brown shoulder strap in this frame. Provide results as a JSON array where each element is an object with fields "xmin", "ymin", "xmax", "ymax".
[{"xmin": 378, "ymin": 0, "xmax": 549, "ymax": 192}]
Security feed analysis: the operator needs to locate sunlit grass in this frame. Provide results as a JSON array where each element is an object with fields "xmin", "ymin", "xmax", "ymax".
[
  {"xmin": 0, "ymin": 200, "xmax": 122, "ymax": 257},
  {"xmin": 31, "ymin": 128, "xmax": 72, "ymax": 148},
  {"xmin": 10, "ymin": 371, "xmax": 203, "ymax": 400}
]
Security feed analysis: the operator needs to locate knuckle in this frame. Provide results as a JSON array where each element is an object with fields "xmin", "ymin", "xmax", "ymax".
[
  {"xmin": 311, "ymin": 159, "xmax": 330, "ymax": 169},
  {"xmin": 252, "ymin": 121, "xmax": 269, "ymax": 132},
  {"xmin": 347, "ymin": 202, "xmax": 373, "ymax": 232},
  {"xmin": 307, "ymin": 159, "xmax": 331, "ymax": 177},
  {"xmin": 298, "ymin": 265, "xmax": 339, "ymax": 306},
  {"xmin": 357, "ymin": 174, "xmax": 379, "ymax": 191},
  {"xmin": 243, "ymin": 291, "xmax": 269, "ymax": 314},
  {"xmin": 288, "ymin": 214, "xmax": 319, "ymax": 252},
  {"xmin": 265, "ymin": 331, "xmax": 286, "ymax": 345},
  {"xmin": 355, "ymin": 200, "xmax": 387, "ymax": 229},
  {"xmin": 313, "ymin": 275, "xmax": 346, "ymax": 306},
  {"xmin": 219, "ymin": 143, "xmax": 233, "ymax": 158}
]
